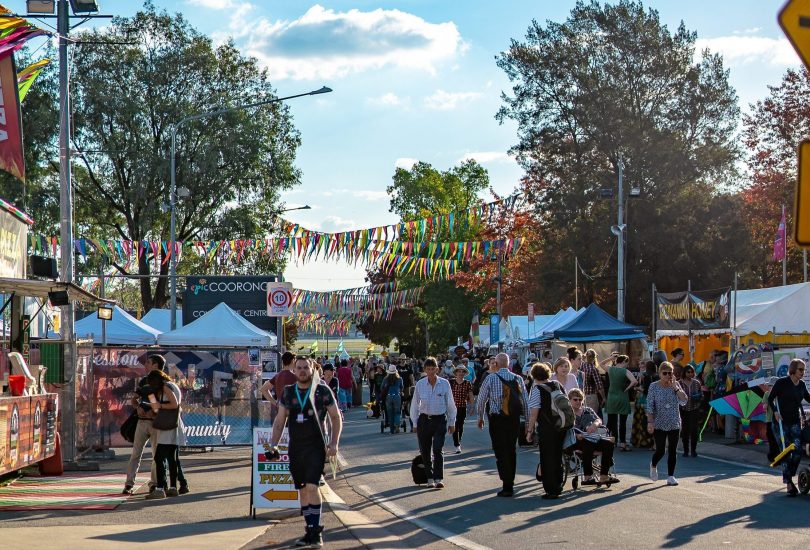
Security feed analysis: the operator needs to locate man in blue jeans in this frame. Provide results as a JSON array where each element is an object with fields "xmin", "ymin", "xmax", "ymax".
[
  {"xmin": 768, "ymin": 358, "xmax": 810, "ymax": 497},
  {"xmin": 410, "ymin": 357, "xmax": 456, "ymax": 488}
]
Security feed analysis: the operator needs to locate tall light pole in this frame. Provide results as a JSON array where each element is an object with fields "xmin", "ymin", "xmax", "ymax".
[
  {"xmin": 169, "ymin": 87, "xmax": 332, "ymax": 330},
  {"xmin": 277, "ymin": 204, "xmax": 311, "ymax": 350},
  {"xmin": 616, "ymin": 156, "xmax": 625, "ymax": 322}
]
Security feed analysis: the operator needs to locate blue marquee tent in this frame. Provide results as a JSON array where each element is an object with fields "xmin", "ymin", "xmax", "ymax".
[
  {"xmin": 140, "ymin": 308, "xmax": 183, "ymax": 333},
  {"xmin": 550, "ymin": 303, "xmax": 646, "ymax": 342}
]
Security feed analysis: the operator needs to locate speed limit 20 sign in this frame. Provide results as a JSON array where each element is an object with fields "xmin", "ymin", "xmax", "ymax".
[{"xmin": 266, "ymin": 282, "xmax": 294, "ymax": 317}]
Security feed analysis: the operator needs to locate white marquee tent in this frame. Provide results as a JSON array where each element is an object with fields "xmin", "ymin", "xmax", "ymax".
[{"xmin": 157, "ymin": 302, "xmax": 277, "ymax": 347}]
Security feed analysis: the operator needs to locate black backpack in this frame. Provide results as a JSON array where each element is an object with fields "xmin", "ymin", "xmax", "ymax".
[{"xmin": 495, "ymin": 374, "xmax": 523, "ymax": 418}]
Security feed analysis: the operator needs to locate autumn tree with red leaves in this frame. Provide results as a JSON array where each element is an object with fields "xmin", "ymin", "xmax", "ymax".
[{"xmin": 742, "ymin": 68, "xmax": 810, "ymax": 287}]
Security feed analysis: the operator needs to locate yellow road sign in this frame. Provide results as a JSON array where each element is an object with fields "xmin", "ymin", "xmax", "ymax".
[
  {"xmin": 795, "ymin": 141, "xmax": 810, "ymax": 246},
  {"xmin": 779, "ymin": 0, "xmax": 810, "ymax": 69}
]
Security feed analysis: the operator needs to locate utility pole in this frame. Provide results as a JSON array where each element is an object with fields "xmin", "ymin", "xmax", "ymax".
[
  {"xmin": 496, "ymin": 254, "xmax": 502, "ymax": 351},
  {"xmin": 57, "ymin": 0, "xmax": 76, "ymax": 464},
  {"xmin": 617, "ymin": 156, "xmax": 625, "ymax": 322}
]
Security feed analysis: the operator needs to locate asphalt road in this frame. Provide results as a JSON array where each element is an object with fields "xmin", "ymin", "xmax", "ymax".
[{"xmin": 337, "ymin": 399, "xmax": 810, "ymax": 549}]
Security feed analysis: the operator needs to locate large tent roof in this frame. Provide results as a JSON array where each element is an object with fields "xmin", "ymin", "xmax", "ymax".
[
  {"xmin": 157, "ymin": 302, "xmax": 277, "ymax": 347},
  {"xmin": 140, "ymin": 308, "xmax": 183, "ymax": 333},
  {"xmin": 526, "ymin": 308, "xmax": 583, "ymax": 342},
  {"xmin": 656, "ymin": 282, "xmax": 810, "ymax": 337},
  {"xmin": 75, "ymin": 305, "xmax": 160, "ymax": 345},
  {"xmin": 548, "ymin": 303, "xmax": 646, "ymax": 342}
]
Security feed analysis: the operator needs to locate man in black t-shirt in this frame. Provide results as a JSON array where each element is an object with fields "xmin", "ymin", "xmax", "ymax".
[
  {"xmin": 768, "ymin": 358, "xmax": 810, "ymax": 497},
  {"xmin": 268, "ymin": 357, "xmax": 342, "ymax": 547}
]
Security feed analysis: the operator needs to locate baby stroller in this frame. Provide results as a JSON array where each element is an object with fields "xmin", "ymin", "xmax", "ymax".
[
  {"xmin": 379, "ymin": 396, "xmax": 408, "ymax": 434},
  {"xmin": 563, "ymin": 428, "xmax": 618, "ymax": 490}
]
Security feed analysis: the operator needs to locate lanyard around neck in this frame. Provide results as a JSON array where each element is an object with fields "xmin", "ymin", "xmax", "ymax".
[{"xmin": 295, "ymin": 384, "xmax": 312, "ymax": 409}]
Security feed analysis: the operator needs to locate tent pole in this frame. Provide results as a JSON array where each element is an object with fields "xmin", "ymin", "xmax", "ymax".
[
  {"xmin": 687, "ymin": 280, "xmax": 694, "ymax": 361},
  {"xmin": 732, "ymin": 272, "xmax": 738, "ymax": 353},
  {"xmin": 651, "ymin": 283, "xmax": 656, "ymax": 350}
]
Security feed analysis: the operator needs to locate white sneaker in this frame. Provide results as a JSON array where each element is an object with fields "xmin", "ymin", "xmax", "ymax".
[
  {"xmin": 435, "ymin": 479, "xmax": 445, "ymax": 489},
  {"xmin": 455, "ymin": 446, "xmax": 462, "ymax": 454},
  {"xmin": 427, "ymin": 480, "xmax": 436, "ymax": 488},
  {"xmin": 649, "ymin": 464, "xmax": 658, "ymax": 482},
  {"xmin": 667, "ymin": 476, "xmax": 679, "ymax": 486}
]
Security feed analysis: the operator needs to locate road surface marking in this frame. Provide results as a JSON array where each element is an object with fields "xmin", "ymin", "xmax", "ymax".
[
  {"xmin": 357, "ymin": 483, "xmax": 492, "ymax": 550},
  {"xmin": 320, "ymin": 482, "xmax": 405, "ymax": 548}
]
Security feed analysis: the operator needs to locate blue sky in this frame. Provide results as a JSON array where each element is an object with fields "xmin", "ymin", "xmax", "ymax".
[{"xmin": 7, "ymin": 0, "xmax": 800, "ymax": 290}]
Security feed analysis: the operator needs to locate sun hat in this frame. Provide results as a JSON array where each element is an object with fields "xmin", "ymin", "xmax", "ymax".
[
  {"xmin": 453, "ymin": 364, "xmax": 468, "ymax": 374},
  {"xmin": 445, "ymin": 359, "xmax": 454, "ymax": 367},
  {"xmin": 387, "ymin": 364, "xmax": 397, "ymax": 374}
]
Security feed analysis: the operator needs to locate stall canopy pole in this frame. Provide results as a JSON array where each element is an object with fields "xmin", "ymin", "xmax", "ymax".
[
  {"xmin": 575, "ymin": 256, "xmax": 578, "ymax": 310},
  {"xmin": 732, "ymin": 272, "xmax": 738, "ymax": 353},
  {"xmin": 687, "ymin": 280, "xmax": 694, "ymax": 360},
  {"xmin": 651, "ymin": 283, "xmax": 656, "ymax": 345}
]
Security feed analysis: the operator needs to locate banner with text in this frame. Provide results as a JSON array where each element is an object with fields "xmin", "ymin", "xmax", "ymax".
[{"xmin": 656, "ymin": 287, "xmax": 731, "ymax": 331}]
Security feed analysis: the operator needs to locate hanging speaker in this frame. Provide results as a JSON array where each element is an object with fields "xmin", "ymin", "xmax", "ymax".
[
  {"xmin": 30, "ymin": 255, "xmax": 59, "ymax": 279},
  {"xmin": 47, "ymin": 290, "xmax": 70, "ymax": 306}
]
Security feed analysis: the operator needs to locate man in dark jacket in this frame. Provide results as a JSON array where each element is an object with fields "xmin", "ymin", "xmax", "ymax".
[{"xmin": 768, "ymin": 359, "xmax": 810, "ymax": 496}]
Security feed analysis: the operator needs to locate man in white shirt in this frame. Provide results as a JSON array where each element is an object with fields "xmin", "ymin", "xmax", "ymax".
[{"xmin": 410, "ymin": 357, "xmax": 457, "ymax": 489}]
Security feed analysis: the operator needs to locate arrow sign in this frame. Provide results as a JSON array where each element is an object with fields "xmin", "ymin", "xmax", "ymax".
[
  {"xmin": 262, "ymin": 489, "xmax": 299, "ymax": 501},
  {"xmin": 779, "ymin": 0, "xmax": 810, "ymax": 69}
]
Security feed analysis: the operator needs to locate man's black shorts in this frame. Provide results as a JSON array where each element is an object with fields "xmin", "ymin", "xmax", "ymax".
[{"xmin": 289, "ymin": 440, "xmax": 326, "ymax": 489}]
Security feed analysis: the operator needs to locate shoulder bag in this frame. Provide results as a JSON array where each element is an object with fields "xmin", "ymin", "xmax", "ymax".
[
  {"xmin": 120, "ymin": 410, "xmax": 138, "ymax": 443},
  {"xmin": 152, "ymin": 391, "xmax": 180, "ymax": 430}
]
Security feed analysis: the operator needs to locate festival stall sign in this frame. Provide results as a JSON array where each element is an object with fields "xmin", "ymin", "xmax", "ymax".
[
  {"xmin": 183, "ymin": 275, "xmax": 279, "ymax": 334},
  {"xmin": 732, "ymin": 343, "xmax": 775, "ymax": 382},
  {"xmin": 0, "ymin": 197, "xmax": 30, "ymax": 278},
  {"xmin": 656, "ymin": 287, "xmax": 731, "ymax": 331},
  {"xmin": 252, "ymin": 426, "xmax": 299, "ymax": 515},
  {"xmin": 0, "ymin": 394, "xmax": 57, "ymax": 476}
]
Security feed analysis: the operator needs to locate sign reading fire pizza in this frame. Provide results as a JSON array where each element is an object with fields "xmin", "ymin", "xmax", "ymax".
[{"xmin": 252, "ymin": 427, "xmax": 299, "ymax": 511}]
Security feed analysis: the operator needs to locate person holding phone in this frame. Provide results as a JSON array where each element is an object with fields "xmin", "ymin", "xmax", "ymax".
[{"xmin": 646, "ymin": 362, "xmax": 687, "ymax": 486}]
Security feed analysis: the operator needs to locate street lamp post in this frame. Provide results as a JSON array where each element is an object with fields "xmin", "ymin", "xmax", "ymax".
[{"xmin": 168, "ymin": 87, "xmax": 332, "ymax": 330}]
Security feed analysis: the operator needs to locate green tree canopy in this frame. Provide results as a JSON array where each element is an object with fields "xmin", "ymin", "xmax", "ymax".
[
  {"xmin": 496, "ymin": 0, "xmax": 745, "ymax": 323},
  {"xmin": 69, "ymin": 3, "xmax": 301, "ymax": 311}
]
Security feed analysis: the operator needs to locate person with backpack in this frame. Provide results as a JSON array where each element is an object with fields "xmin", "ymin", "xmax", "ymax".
[
  {"xmin": 525, "ymin": 362, "xmax": 573, "ymax": 499},
  {"xmin": 380, "ymin": 365, "xmax": 404, "ymax": 434},
  {"xmin": 475, "ymin": 353, "xmax": 529, "ymax": 497},
  {"xmin": 567, "ymin": 388, "xmax": 620, "ymax": 485}
]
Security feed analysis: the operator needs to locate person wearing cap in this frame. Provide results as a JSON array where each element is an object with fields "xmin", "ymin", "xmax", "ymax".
[
  {"xmin": 321, "ymin": 363, "xmax": 339, "ymax": 396},
  {"xmin": 380, "ymin": 364, "xmax": 404, "ymax": 434},
  {"xmin": 449, "ymin": 364, "xmax": 473, "ymax": 453}
]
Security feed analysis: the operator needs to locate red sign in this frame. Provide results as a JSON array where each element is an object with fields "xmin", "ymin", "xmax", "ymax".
[
  {"xmin": 528, "ymin": 303, "xmax": 535, "ymax": 322},
  {"xmin": 0, "ymin": 53, "xmax": 24, "ymax": 182}
]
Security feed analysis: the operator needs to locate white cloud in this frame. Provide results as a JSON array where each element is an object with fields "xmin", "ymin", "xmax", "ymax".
[
  {"xmin": 424, "ymin": 89, "xmax": 482, "ymax": 110},
  {"xmin": 695, "ymin": 35, "xmax": 798, "ymax": 67},
  {"xmin": 226, "ymin": 5, "xmax": 466, "ymax": 80},
  {"xmin": 319, "ymin": 216, "xmax": 357, "ymax": 233},
  {"xmin": 367, "ymin": 92, "xmax": 405, "ymax": 107},
  {"xmin": 394, "ymin": 157, "xmax": 418, "ymax": 170},
  {"xmin": 352, "ymin": 190, "xmax": 388, "ymax": 201},
  {"xmin": 458, "ymin": 151, "xmax": 513, "ymax": 164},
  {"xmin": 187, "ymin": 0, "xmax": 236, "ymax": 9}
]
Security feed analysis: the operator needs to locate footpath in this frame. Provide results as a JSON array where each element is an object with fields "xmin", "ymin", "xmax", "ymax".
[{"xmin": 0, "ymin": 418, "xmax": 777, "ymax": 550}]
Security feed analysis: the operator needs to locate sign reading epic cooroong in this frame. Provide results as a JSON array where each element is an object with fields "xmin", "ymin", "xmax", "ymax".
[{"xmin": 183, "ymin": 275, "xmax": 279, "ymax": 333}]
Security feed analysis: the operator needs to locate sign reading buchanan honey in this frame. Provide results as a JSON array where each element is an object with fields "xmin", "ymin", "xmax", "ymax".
[{"xmin": 656, "ymin": 287, "xmax": 731, "ymax": 331}]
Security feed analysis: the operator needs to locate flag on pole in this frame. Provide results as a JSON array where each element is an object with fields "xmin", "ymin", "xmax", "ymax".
[
  {"xmin": 773, "ymin": 206, "xmax": 787, "ymax": 261},
  {"xmin": 336, "ymin": 340, "xmax": 345, "ymax": 353},
  {"xmin": 309, "ymin": 340, "xmax": 319, "ymax": 354},
  {"xmin": 469, "ymin": 311, "xmax": 480, "ymax": 348}
]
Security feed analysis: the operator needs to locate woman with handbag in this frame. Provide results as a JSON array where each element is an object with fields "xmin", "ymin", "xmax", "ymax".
[{"xmin": 145, "ymin": 370, "xmax": 182, "ymax": 499}]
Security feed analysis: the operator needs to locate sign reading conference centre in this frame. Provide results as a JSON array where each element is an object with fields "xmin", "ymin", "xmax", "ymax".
[{"xmin": 183, "ymin": 275, "xmax": 279, "ymax": 333}]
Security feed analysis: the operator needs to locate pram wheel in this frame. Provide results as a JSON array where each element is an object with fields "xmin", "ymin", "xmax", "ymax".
[
  {"xmin": 571, "ymin": 476, "xmax": 579, "ymax": 490},
  {"xmin": 798, "ymin": 467, "xmax": 810, "ymax": 494}
]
